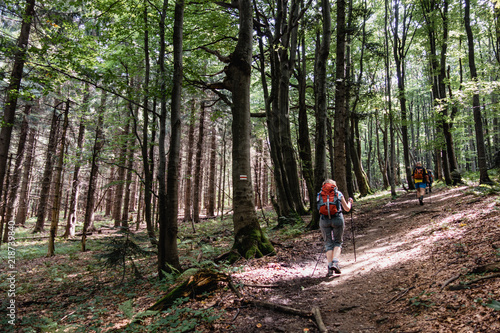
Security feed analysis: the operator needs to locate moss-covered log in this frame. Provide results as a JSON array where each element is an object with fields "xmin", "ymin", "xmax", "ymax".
[{"xmin": 148, "ymin": 269, "xmax": 230, "ymax": 311}]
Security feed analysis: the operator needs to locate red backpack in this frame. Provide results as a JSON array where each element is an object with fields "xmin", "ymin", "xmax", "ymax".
[
  {"xmin": 317, "ymin": 183, "xmax": 340, "ymax": 218},
  {"xmin": 413, "ymin": 167, "xmax": 424, "ymax": 180}
]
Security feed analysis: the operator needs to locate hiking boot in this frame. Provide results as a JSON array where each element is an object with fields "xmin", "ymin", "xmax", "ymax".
[
  {"xmin": 326, "ymin": 267, "xmax": 333, "ymax": 277},
  {"xmin": 331, "ymin": 262, "xmax": 341, "ymax": 274},
  {"xmin": 419, "ymin": 196, "xmax": 424, "ymax": 205}
]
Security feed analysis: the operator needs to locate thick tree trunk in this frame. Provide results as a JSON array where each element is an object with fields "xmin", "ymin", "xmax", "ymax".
[
  {"xmin": 229, "ymin": 0, "xmax": 274, "ymax": 260},
  {"xmin": 257, "ymin": 0, "xmax": 305, "ymax": 217},
  {"xmin": 158, "ymin": 0, "xmax": 183, "ymax": 277},
  {"xmin": 464, "ymin": 0, "xmax": 492, "ymax": 184},
  {"xmin": 308, "ymin": 0, "xmax": 332, "ymax": 230},
  {"xmin": 0, "ymin": 0, "xmax": 36, "ymax": 202},
  {"xmin": 333, "ymin": 0, "xmax": 348, "ymax": 195}
]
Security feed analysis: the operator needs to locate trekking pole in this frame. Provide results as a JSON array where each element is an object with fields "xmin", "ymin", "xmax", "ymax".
[
  {"xmin": 311, "ymin": 249, "xmax": 323, "ymax": 277},
  {"xmin": 351, "ymin": 208, "xmax": 356, "ymax": 262}
]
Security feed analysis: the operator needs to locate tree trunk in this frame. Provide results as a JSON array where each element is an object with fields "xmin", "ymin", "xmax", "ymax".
[
  {"xmin": 464, "ymin": 0, "xmax": 492, "ymax": 184},
  {"xmin": 15, "ymin": 126, "xmax": 36, "ymax": 226},
  {"xmin": 193, "ymin": 101, "xmax": 206, "ymax": 223},
  {"xmin": 384, "ymin": 0, "xmax": 396, "ymax": 197},
  {"xmin": 141, "ymin": 2, "xmax": 157, "ymax": 245},
  {"xmin": 0, "ymin": 0, "xmax": 36, "ymax": 203},
  {"xmin": 48, "ymin": 100, "xmax": 70, "ymax": 256},
  {"xmin": 347, "ymin": 0, "xmax": 371, "ymax": 197},
  {"xmin": 64, "ymin": 114, "xmax": 85, "ymax": 238},
  {"xmin": 3, "ymin": 104, "xmax": 31, "ymax": 227},
  {"xmin": 82, "ymin": 91, "xmax": 106, "ymax": 251},
  {"xmin": 296, "ymin": 34, "xmax": 315, "ymax": 213},
  {"xmin": 158, "ymin": 0, "xmax": 183, "ymax": 277},
  {"xmin": 334, "ymin": 0, "xmax": 348, "ymax": 194},
  {"xmin": 183, "ymin": 101, "xmax": 196, "ymax": 222},
  {"xmin": 256, "ymin": 0, "xmax": 305, "ymax": 217},
  {"xmin": 229, "ymin": 0, "xmax": 274, "ymax": 260},
  {"xmin": 33, "ymin": 103, "xmax": 61, "ymax": 232},
  {"xmin": 121, "ymin": 118, "xmax": 134, "ymax": 229},
  {"xmin": 392, "ymin": 0, "xmax": 414, "ymax": 190},
  {"xmin": 307, "ymin": 0, "xmax": 332, "ymax": 230},
  {"xmin": 206, "ymin": 126, "xmax": 217, "ymax": 217}
]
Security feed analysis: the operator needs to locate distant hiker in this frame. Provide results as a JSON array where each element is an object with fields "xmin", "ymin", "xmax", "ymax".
[
  {"xmin": 426, "ymin": 169, "xmax": 434, "ymax": 194},
  {"xmin": 412, "ymin": 162, "xmax": 428, "ymax": 205},
  {"xmin": 317, "ymin": 179, "xmax": 353, "ymax": 276}
]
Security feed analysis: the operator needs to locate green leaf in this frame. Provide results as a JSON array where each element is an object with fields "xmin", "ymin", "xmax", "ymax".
[{"xmin": 486, "ymin": 300, "xmax": 500, "ymax": 311}]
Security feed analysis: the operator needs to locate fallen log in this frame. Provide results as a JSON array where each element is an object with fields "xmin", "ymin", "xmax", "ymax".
[
  {"xmin": 244, "ymin": 299, "xmax": 329, "ymax": 332},
  {"xmin": 447, "ymin": 273, "xmax": 500, "ymax": 290},
  {"xmin": 148, "ymin": 269, "xmax": 232, "ymax": 311},
  {"xmin": 243, "ymin": 299, "xmax": 312, "ymax": 317}
]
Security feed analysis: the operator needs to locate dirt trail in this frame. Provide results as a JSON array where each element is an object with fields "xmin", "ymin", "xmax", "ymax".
[{"xmin": 226, "ymin": 186, "xmax": 500, "ymax": 333}]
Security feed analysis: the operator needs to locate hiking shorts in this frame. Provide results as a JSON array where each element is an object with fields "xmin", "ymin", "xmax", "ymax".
[
  {"xmin": 415, "ymin": 182, "xmax": 426, "ymax": 189},
  {"xmin": 320, "ymin": 214, "xmax": 344, "ymax": 251}
]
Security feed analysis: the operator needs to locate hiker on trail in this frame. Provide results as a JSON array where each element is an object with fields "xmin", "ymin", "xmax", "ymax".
[
  {"xmin": 411, "ymin": 162, "xmax": 428, "ymax": 205},
  {"xmin": 317, "ymin": 179, "xmax": 353, "ymax": 276},
  {"xmin": 426, "ymin": 169, "xmax": 434, "ymax": 194}
]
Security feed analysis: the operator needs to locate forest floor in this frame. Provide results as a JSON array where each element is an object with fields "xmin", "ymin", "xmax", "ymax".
[{"xmin": 1, "ymin": 181, "xmax": 500, "ymax": 332}]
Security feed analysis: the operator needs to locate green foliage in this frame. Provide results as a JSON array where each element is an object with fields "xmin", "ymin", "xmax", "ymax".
[
  {"xmin": 145, "ymin": 297, "xmax": 221, "ymax": 333},
  {"xmin": 408, "ymin": 291, "xmax": 436, "ymax": 312},
  {"xmin": 95, "ymin": 231, "xmax": 154, "ymax": 283},
  {"xmin": 464, "ymin": 183, "xmax": 500, "ymax": 197},
  {"xmin": 279, "ymin": 219, "xmax": 307, "ymax": 239},
  {"xmin": 486, "ymin": 300, "xmax": 500, "ymax": 311}
]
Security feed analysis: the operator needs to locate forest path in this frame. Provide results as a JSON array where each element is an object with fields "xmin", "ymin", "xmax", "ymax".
[{"xmin": 228, "ymin": 185, "xmax": 500, "ymax": 332}]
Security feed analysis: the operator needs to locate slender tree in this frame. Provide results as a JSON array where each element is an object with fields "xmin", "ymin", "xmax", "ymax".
[
  {"xmin": 464, "ymin": 0, "xmax": 492, "ymax": 184},
  {"xmin": 33, "ymin": 102, "xmax": 61, "ymax": 233},
  {"xmin": 48, "ymin": 99, "xmax": 70, "ymax": 256},
  {"xmin": 82, "ymin": 91, "xmax": 106, "ymax": 251}
]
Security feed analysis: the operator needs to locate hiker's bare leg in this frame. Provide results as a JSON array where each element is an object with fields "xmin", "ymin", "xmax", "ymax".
[
  {"xmin": 326, "ymin": 249, "xmax": 333, "ymax": 262},
  {"xmin": 333, "ymin": 246, "xmax": 341, "ymax": 261},
  {"xmin": 326, "ymin": 247, "xmax": 341, "ymax": 262}
]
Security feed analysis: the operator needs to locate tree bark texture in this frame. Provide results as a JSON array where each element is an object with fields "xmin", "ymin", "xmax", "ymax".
[
  {"xmin": 334, "ymin": 0, "xmax": 349, "ymax": 195},
  {"xmin": 82, "ymin": 91, "xmax": 106, "ymax": 251},
  {"xmin": 158, "ymin": 0, "xmax": 183, "ymax": 277},
  {"xmin": 64, "ymin": 115, "xmax": 85, "ymax": 238},
  {"xmin": 0, "ymin": 0, "xmax": 36, "ymax": 202},
  {"xmin": 34, "ymin": 103, "xmax": 61, "ymax": 232},
  {"xmin": 193, "ymin": 101, "xmax": 206, "ymax": 223},
  {"xmin": 464, "ymin": 0, "xmax": 492, "ymax": 184},
  {"xmin": 48, "ymin": 100, "xmax": 70, "ymax": 256},
  {"xmin": 229, "ymin": 0, "xmax": 274, "ymax": 259}
]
